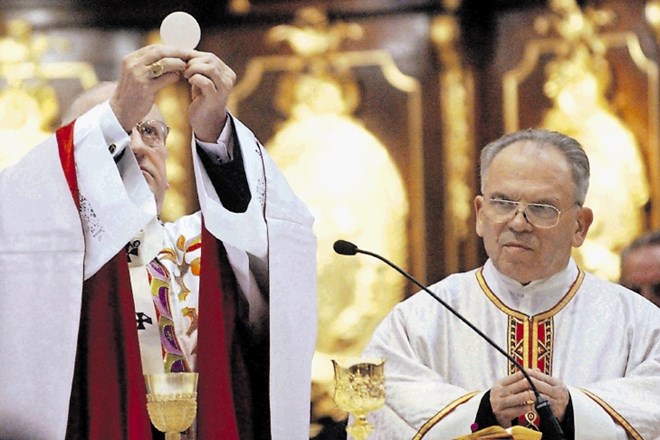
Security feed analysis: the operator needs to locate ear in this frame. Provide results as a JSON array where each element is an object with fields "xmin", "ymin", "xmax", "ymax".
[
  {"xmin": 571, "ymin": 206, "xmax": 593, "ymax": 247},
  {"xmin": 474, "ymin": 195, "xmax": 485, "ymax": 238}
]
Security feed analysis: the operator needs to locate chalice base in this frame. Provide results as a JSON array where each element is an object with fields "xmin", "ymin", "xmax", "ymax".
[{"xmin": 346, "ymin": 415, "xmax": 374, "ymax": 440}]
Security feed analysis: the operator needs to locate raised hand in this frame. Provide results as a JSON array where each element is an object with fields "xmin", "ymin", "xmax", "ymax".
[
  {"xmin": 110, "ymin": 44, "xmax": 192, "ymax": 132},
  {"xmin": 184, "ymin": 50, "xmax": 237, "ymax": 143}
]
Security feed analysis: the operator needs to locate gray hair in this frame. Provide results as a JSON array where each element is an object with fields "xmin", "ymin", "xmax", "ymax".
[
  {"xmin": 479, "ymin": 128, "xmax": 590, "ymax": 205},
  {"xmin": 621, "ymin": 229, "xmax": 660, "ymax": 259}
]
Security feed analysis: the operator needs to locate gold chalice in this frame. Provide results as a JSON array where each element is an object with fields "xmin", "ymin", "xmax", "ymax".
[
  {"xmin": 145, "ymin": 372, "xmax": 198, "ymax": 440},
  {"xmin": 332, "ymin": 357, "xmax": 385, "ymax": 440}
]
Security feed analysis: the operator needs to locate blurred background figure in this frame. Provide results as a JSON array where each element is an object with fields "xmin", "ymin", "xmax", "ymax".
[{"xmin": 620, "ymin": 229, "xmax": 660, "ymax": 308}]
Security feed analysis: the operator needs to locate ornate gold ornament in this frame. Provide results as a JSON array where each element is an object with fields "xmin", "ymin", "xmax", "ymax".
[
  {"xmin": 646, "ymin": 0, "xmax": 660, "ymax": 38},
  {"xmin": 431, "ymin": 10, "xmax": 479, "ymax": 274},
  {"xmin": 229, "ymin": 0, "xmax": 251, "ymax": 15}
]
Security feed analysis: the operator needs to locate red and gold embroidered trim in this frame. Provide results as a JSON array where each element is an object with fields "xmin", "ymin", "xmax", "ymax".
[
  {"xmin": 506, "ymin": 315, "xmax": 554, "ymax": 375},
  {"xmin": 476, "ymin": 268, "xmax": 584, "ymax": 373},
  {"xmin": 476, "ymin": 268, "xmax": 585, "ymax": 429},
  {"xmin": 413, "ymin": 391, "xmax": 480, "ymax": 440},
  {"xmin": 580, "ymin": 388, "xmax": 643, "ymax": 440}
]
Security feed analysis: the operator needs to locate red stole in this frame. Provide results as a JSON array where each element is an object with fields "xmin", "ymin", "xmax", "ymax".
[
  {"xmin": 66, "ymin": 252, "xmax": 153, "ymax": 439},
  {"xmin": 197, "ymin": 225, "xmax": 240, "ymax": 439},
  {"xmin": 58, "ymin": 122, "xmax": 240, "ymax": 439}
]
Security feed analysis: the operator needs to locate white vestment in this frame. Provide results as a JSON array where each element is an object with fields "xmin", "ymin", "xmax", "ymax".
[
  {"xmin": 0, "ymin": 102, "xmax": 317, "ymax": 440},
  {"xmin": 363, "ymin": 259, "xmax": 660, "ymax": 440}
]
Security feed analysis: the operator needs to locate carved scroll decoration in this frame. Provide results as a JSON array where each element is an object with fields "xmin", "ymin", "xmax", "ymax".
[{"xmin": 431, "ymin": 11, "xmax": 479, "ymax": 274}]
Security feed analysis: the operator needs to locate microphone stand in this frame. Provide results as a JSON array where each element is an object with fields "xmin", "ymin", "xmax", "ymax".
[{"xmin": 334, "ymin": 240, "xmax": 566, "ymax": 440}]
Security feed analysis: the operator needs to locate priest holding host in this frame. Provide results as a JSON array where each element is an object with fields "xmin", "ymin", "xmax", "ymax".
[
  {"xmin": 0, "ymin": 43, "xmax": 316, "ymax": 439},
  {"xmin": 362, "ymin": 129, "xmax": 660, "ymax": 439}
]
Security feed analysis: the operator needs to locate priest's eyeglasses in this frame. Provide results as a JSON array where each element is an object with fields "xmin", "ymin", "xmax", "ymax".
[
  {"xmin": 132, "ymin": 120, "xmax": 170, "ymax": 148},
  {"xmin": 483, "ymin": 197, "xmax": 562, "ymax": 229}
]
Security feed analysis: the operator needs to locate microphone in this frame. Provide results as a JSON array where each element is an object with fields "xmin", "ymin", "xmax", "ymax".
[
  {"xmin": 333, "ymin": 239, "xmax": 358, "ymax": 256},
  {"xmin": 333, "ymin": 239, "xmax": 565, "ymax": 440}
]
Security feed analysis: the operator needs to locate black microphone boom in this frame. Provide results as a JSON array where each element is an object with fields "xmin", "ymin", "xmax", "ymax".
[{"xmin": 333, "ymin": 239, "xmax": 565, "ymax": 440}]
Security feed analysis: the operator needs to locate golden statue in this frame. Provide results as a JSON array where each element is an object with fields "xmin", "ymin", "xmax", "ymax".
[
  {"xmin": 538, "ymin": 0, "xmax": 649, "ymax": 280},
  {"xmin": 269, "ymin": 7, "xmax": 363, "ymax": 57}
]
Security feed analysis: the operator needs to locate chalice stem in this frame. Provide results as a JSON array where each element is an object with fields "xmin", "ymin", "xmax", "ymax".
[
  {"xmin": 165, "ymin": 432, "xmax": 180, "ymax": 440},
  {"xmin": 346, "ymin": 415, "xmax": 374, "ymax": 440}
]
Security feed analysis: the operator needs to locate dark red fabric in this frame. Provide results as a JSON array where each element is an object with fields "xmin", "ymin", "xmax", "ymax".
[
  {"xmin": 57, "ymin": 124, "xmax": 151, "ymax": 439},
  {"xmin": 197, "ymin": 225, "xmax": 240, "ymax": 439},
  {"xmin": 67, "ymin": 254, "xmax": 153, "ymax": 439}
]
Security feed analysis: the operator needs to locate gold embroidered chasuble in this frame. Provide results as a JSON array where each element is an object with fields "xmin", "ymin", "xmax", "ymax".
[{"xmin": 363, "ymin": 259, "xmax": 660, "ymax": 440}]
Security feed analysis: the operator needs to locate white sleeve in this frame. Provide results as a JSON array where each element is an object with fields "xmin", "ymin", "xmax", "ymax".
[
  {"xmin": 192, "ymin": 114, "xmax": 269, "ymax": 326},
  {"xmin": 569, "ymin": 388, "xmax": 629, "ymax": 440},
  {"xmin": 0, "ymin": 101, "xmax": 154, "ymax": 439},
  {"xmin": 72, "ymin": 101, "xmax": 157, "ymax": 278},
  {"xmin": 363, "ymin": 304, "xmax": 483, "ymax": 438}
]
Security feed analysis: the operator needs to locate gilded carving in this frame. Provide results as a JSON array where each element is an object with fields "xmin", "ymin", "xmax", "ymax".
[
  {"xmin": 646, "ymin": 0, "xmax": 660, "ymax": 37},
  {"xmin": 431, "ymin": 13, "xmax": 477, "ymax": 273}
]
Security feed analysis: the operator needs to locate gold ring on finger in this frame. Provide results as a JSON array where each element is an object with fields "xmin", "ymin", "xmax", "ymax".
[
  {"xmin": 148, "ymin": 61, "xmax": 165, "ymax": 78},
  {"xmin": 525, "ymin": 398, "xmax": 535, "ymax": 405}
]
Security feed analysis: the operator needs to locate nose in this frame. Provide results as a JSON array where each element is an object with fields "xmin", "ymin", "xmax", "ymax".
[
  {"xmin": 129, "ymin": 131, "xmax": 149, "ymax": 157},
  {"xmin": 508, "ymin": 205, "xmax": 533, "ymax": 230}
]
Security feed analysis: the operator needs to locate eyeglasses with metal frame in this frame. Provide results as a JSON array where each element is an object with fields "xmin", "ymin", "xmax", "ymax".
[
  {"xmin": 483, "ymin": 197, "xmax": 564, "ymax": 229},
  {"xmin": 132, "ymin": 120, "xmax": 170, "ymax": 148}
]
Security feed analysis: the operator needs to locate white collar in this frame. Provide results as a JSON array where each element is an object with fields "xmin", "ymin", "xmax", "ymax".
[{"xmin": 482, "ymin": 258, "xmax": 579, "ymax": 315}]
